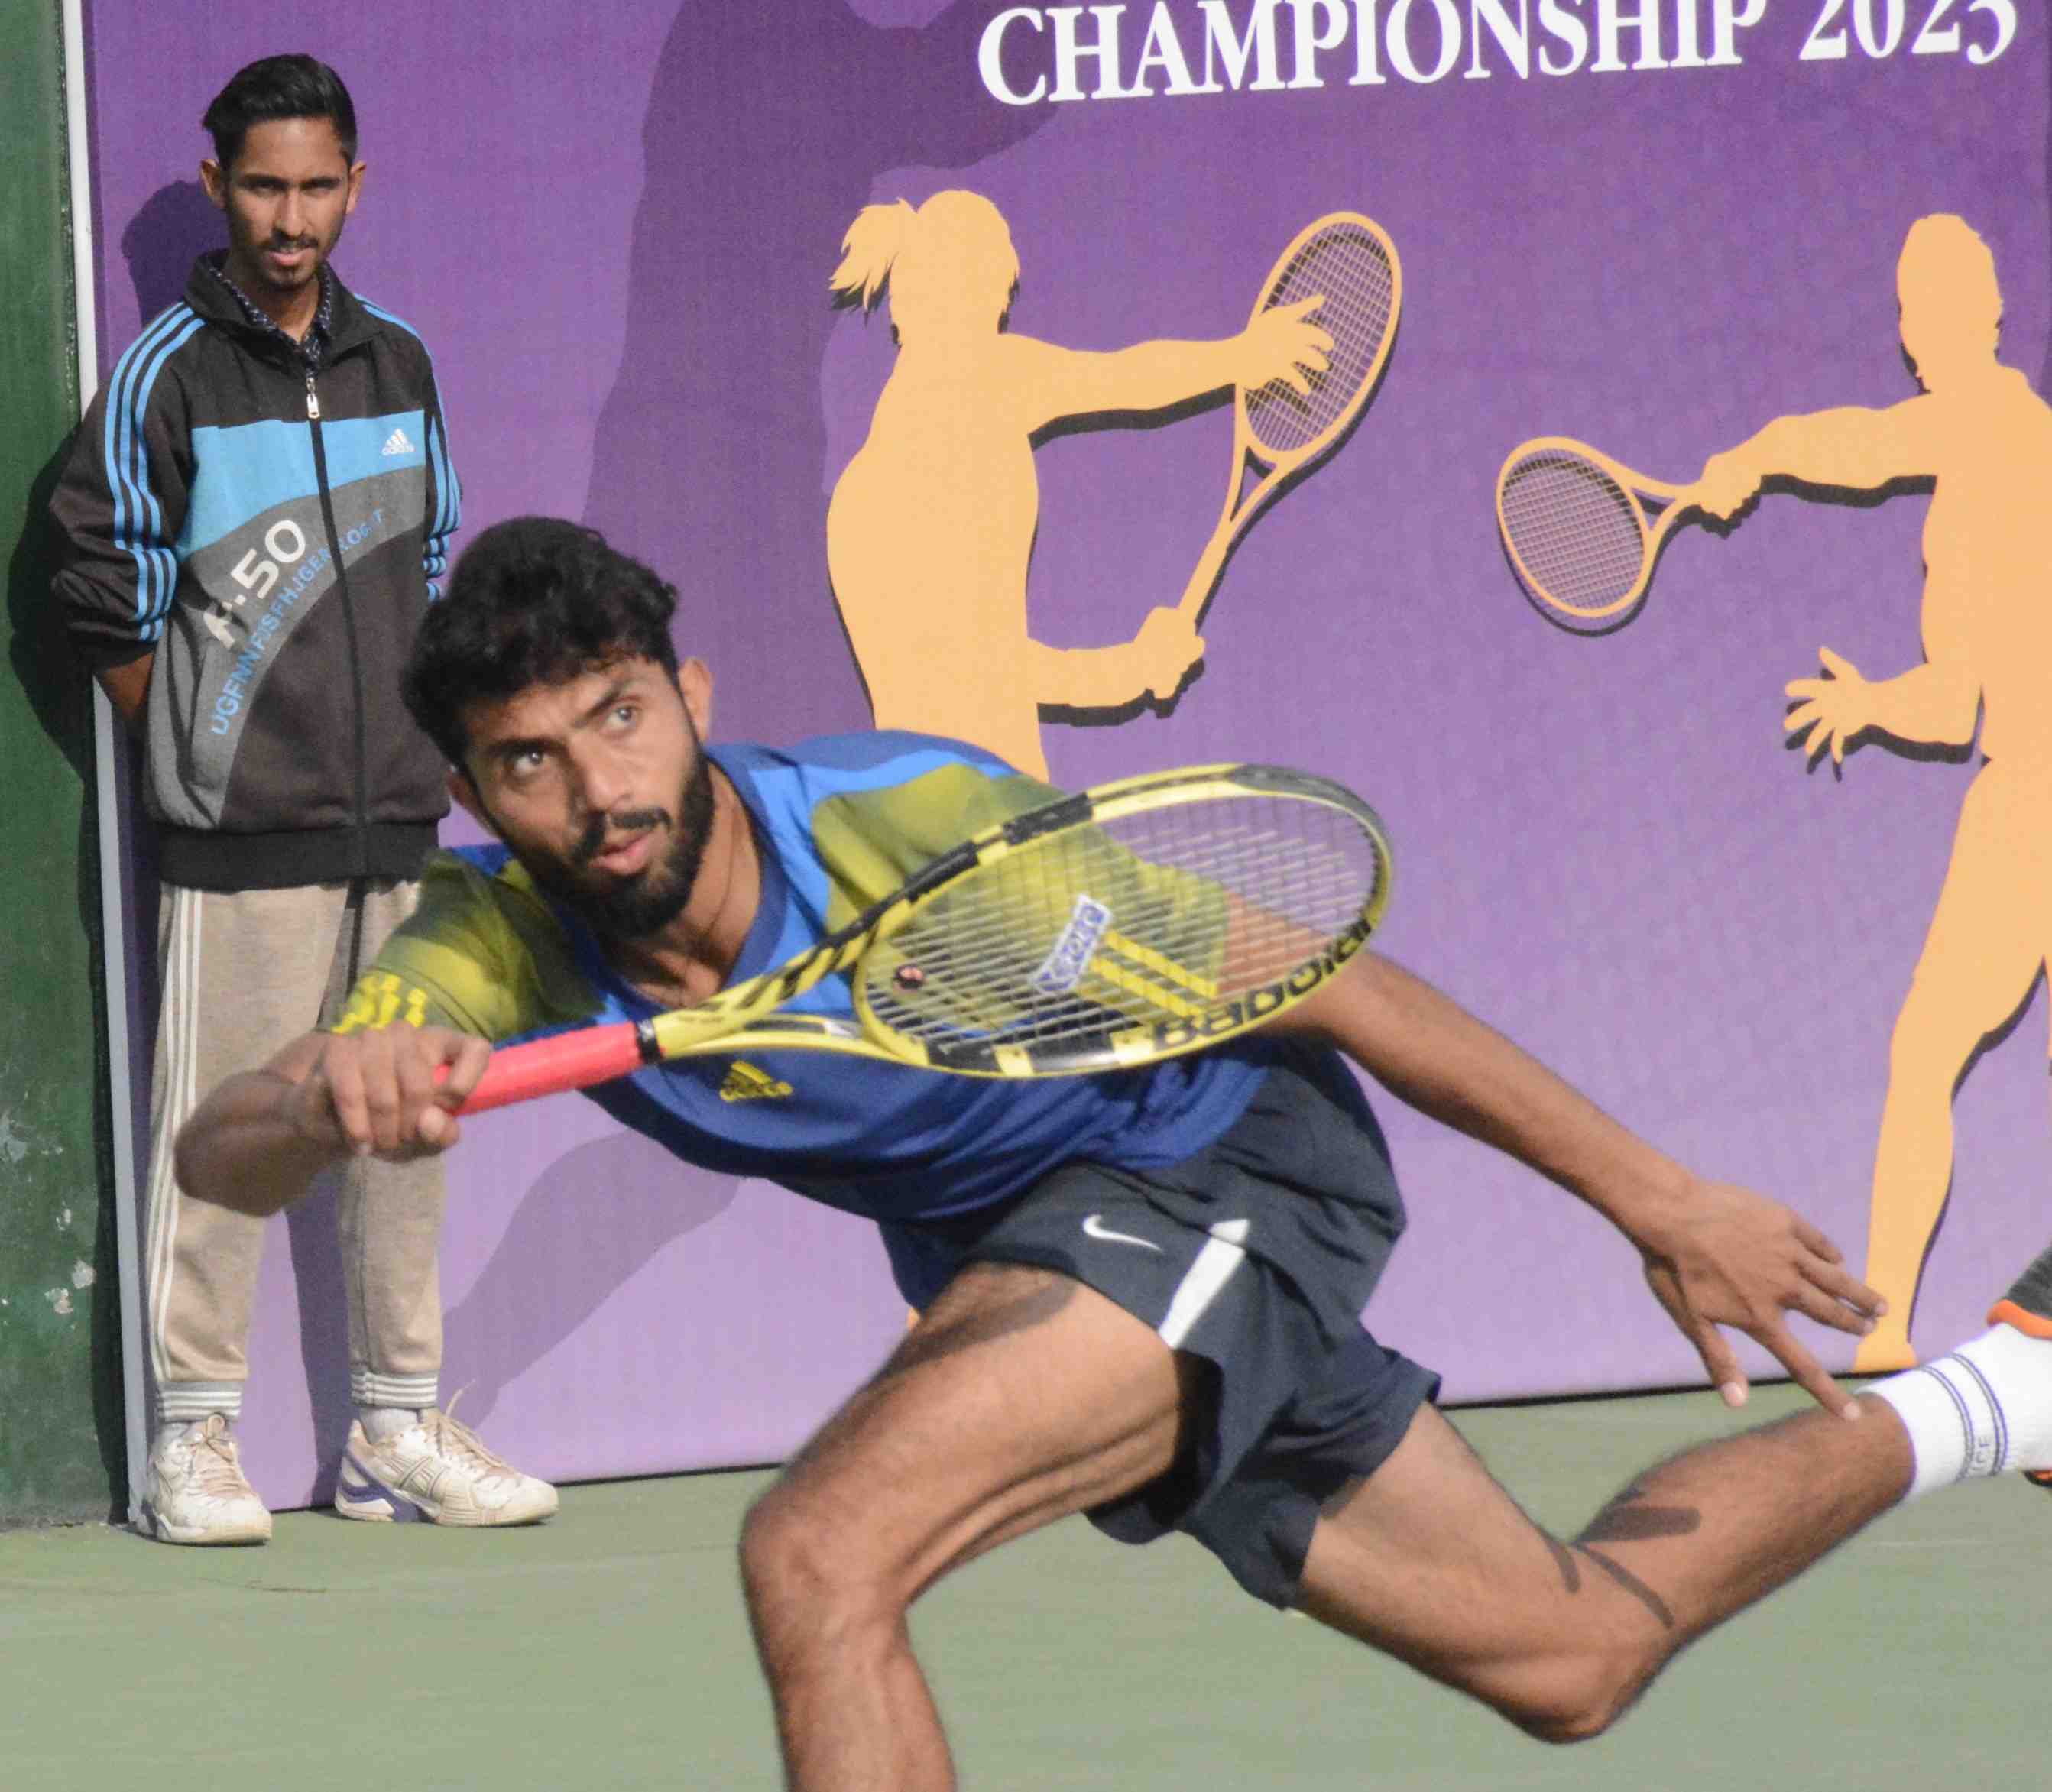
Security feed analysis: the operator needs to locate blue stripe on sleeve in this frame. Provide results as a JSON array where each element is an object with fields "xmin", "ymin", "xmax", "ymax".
[
  {"xmin": 127, "ymin": 313, "xmax": 206, "ymax": 636},
  {"xmin": 357, "ymin": 297, "xmax": 460, "ymax": 585},
  {"xmin": 105, "ymin": 306, "xmax": 204, "ymax": 637},
  {"xmin": 353, "ymin": 297, "xmax": 418, "ymax": 336}
]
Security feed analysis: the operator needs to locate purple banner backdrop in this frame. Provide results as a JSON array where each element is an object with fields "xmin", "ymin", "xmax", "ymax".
[{"xmin": 84, "ymin": 0, "xmax": 2050, "ymax": 1505}]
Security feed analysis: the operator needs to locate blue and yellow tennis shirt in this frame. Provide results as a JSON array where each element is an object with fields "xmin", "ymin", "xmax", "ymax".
[{"xmin": 339, "ymin": 731, "xmax": 1279, "ymax": 1282}]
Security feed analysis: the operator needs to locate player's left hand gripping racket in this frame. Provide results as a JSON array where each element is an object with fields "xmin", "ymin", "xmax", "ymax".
[
  {"xmin": 1173, "ymin": 212, "xmax": 1402, "ymax": 627},
  {"xmin": 455, "ymin": 763, "xmax": 1392, "ymax": 1113},
  {"xmin": 1496, "ymin": 436, "xmax": 1707, "ymax": 632}
]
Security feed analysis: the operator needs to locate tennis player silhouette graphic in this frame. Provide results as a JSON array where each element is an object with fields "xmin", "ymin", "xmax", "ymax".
[
  {"xmin": 825, "ymin": 190, "xmax": 1331, "ymax": 779},
  {"xmin": 1697, "ymin": 214, "xmax": 2052, "ymax": 1371}
]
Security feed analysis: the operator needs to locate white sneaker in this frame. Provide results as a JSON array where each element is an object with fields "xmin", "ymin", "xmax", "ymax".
[
  {"xmin": 334, "ymin": 1395, "xmax": 558, "ymax": 1527},
  {"xmin": 139, "ymin": 1414, "xmax": 273, "ymax": 1546}
]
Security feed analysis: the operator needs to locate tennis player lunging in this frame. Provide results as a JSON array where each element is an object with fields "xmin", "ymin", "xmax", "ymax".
[{"xmin": 179, "ymin": 517, "xmax": 2052, "ymax": 1790}]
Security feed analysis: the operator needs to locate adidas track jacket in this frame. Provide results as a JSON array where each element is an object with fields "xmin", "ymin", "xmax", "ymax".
[{"xmin": 51, "ymin": 256, "xmax": 459, "ymax": 890}]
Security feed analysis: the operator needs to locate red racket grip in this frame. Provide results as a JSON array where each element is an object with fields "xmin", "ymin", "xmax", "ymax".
[{"xmin": 439, "ymin": 1022, "xmax": 647, "ymax": 1115}]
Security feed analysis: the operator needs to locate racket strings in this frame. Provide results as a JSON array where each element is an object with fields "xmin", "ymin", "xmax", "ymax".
[
  {"xmin": 1499, "ymin": 450, "xmax": 1649, "ymax": 617},
  {"xmin": 861, "ymin": 795, "xmax": 1385, "ymax": 1052},
  {"xmin": 1246, "ymin": 224, "xmax": 1396, "ymax": 455},
  {"xmin": 883, "ymin": 825, "xmax": 1357, "ymax": 988}
]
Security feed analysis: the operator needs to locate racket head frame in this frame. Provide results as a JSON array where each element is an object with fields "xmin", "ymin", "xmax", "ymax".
[
  {"xmin": 1236, "ymin": 211, "xmax": 1403, "ymax": 481},
  {"xmin": 848, "ymin": 762, "xmax": 1394, "ymax": 1078},
  {"xmin": 1176, "ymin": 212, "xmax": 1404, "ymax": 627},
  {"xmin": 1495, "ymin": 436, "xmax": 1702, "ymax": 630}
]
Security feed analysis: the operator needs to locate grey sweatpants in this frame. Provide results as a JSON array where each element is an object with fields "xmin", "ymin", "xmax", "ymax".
[{"xmin": 145, "ymin": 880, "xmax": 445, "ymax": 1425}]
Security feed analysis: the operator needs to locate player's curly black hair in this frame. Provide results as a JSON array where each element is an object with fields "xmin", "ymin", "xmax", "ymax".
[{"xmin": 403, "ymin": 516, "xmax": 681, "ymax": 769}]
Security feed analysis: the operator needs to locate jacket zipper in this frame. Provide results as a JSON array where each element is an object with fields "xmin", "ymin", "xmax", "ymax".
[{"xmin": 306, "ymin": 366, "xmax": 371, "ymax": 874}]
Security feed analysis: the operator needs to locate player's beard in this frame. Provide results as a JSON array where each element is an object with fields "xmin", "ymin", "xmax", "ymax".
[{"xmin": 530, "ymin": 746, "xmax": 718, "ymax": 945}]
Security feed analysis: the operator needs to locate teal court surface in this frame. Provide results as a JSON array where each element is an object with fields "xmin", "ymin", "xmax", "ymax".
[{"xmin": 3, "ymin": 1385, "xmax": 2039, "ymax": 1790}]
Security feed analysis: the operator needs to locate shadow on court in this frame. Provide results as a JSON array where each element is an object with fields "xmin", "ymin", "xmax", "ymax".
[{"xmin": 2, "ymin": 1386, "xmax": 2036, "ymax": 1788}]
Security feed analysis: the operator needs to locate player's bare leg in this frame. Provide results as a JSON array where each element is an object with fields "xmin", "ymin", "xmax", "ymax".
[
  {"xmin": 1294, "ymin": 1397, "xmax": 1913, "ymax": 1740},
  {"xmin": 737, "ymin": 1262, "xmax": 1192, "ymax": 1792}
]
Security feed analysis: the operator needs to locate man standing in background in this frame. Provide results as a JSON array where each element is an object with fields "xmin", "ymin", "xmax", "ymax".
[{"xmin": 49, "ymin": 53, "xmax": 553, "ymax": 1542}]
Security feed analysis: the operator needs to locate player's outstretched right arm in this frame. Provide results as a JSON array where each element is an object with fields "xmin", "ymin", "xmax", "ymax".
[{"xmin": 174, "ymin": 1026, "xmax": 493, "ymax": 1217}]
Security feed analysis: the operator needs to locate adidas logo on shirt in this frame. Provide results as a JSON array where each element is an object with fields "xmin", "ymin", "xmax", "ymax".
[
  {"xmin": 381, "ymin": 427, "xmax": 416, "ymax": 456},
  {"xmin": 719, "ymin": 1061, "xmax": 793, "ymax": 1103}
]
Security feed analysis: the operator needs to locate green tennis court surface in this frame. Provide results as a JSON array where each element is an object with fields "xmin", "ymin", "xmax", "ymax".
[{"xmin": 4, "ymin": 1385, "xmax": 2037, "ymax": 1788}]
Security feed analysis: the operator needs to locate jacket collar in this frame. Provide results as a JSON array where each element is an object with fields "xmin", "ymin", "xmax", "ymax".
[{"xmin": 182, "ymin": 251, "xmax": 380, "ymax": 358}]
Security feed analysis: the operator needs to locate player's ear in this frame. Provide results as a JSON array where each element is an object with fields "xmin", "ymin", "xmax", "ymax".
[
  {"xmin": 447, "ymin": 768, "xmax": 498, "ymax": 838},
  {"xmin": 345, "ymin": 160, "xmax": 366, "ymax": 215},
  {"xmin": 676, "ymin": 658, "xmax": 712, "ymax": 740},
  {"xmin": 199, "ymin": 160, "xmax": 226, "ymax": 209}
]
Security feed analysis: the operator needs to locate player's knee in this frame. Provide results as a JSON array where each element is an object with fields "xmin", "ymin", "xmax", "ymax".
[
  {"xmin": 737, "ymin": 1481, "xmax": 896, "ymax": 1638},
  {"xmin": 738, "ymin": 1484, "xmax": 828, "ymax": 1615}
]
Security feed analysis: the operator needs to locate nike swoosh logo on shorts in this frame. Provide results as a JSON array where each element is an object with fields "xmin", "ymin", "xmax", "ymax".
[{"xmin": 1082, "ymin": 1213, "xmax": 1162, "ymax": 1252}]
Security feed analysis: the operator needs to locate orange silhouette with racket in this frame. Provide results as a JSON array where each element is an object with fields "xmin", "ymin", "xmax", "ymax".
[
  {"xmin": 1704, "ymin": 215, "xmax": 2052, "ymax": 1369},
  {"xmin": 1506, "ymin": 215, "xmax": 2052, "ymax": 1367},
  {"xmin": 827, "ymin": 192, "xmax": 1399, "ymax": 777}
]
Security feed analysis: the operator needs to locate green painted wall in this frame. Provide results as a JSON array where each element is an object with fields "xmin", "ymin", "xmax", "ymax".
[{"xmin": 0, "ymin": 0, "xmax": 126, "ymax": 1524}]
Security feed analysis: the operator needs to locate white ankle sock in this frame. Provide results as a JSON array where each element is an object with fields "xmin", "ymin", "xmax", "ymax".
[
  {"xmin": 361, "ymin": 1406, "xmax": 420, "ymax": 1442},
  {"xmin": 1869, "ymin": 1323, "xmax": 2052, "ymax": 1499}
]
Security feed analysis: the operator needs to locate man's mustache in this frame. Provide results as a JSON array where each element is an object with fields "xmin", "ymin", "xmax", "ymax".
[{"xmin": 572, "ymin": 806, "xmax": 671, "ymax": 866}]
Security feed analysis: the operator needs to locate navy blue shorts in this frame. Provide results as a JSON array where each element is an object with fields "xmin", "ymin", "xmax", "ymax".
[{"xmin": 882, "ymin": 1045, "xmax": 1439, "ymax": 1606}]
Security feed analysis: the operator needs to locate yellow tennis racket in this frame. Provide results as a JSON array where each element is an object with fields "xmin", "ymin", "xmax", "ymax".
[
  {"xmin": 1496, "ymin": 436, "xmax": 1707, "ymax": 631},
  {"xmin": 456, "ymin": 762, "xmax": 1392, "ymax": 1113},
  {"xmin": 1175, "ymin": 212, "xmax": 1402, "ymax": 627}
]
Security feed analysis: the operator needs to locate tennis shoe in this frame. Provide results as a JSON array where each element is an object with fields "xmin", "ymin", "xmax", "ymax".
[
  {"xmin": 334, "ymin": 1395, "xmax": 557, "ymax": 1527},
  {"xmin": 1989, "ymin": 1239, "xmax": 2052, "ymax": 1492},
  {"xmin": 139, "ymin": 1414, "xmax": 272, "ymax": 1545}
]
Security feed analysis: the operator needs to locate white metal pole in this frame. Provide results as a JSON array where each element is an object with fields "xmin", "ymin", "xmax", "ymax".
[{"xmin": 62, "ymin": 0, "xmax": 149, "ymax": 1528}]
